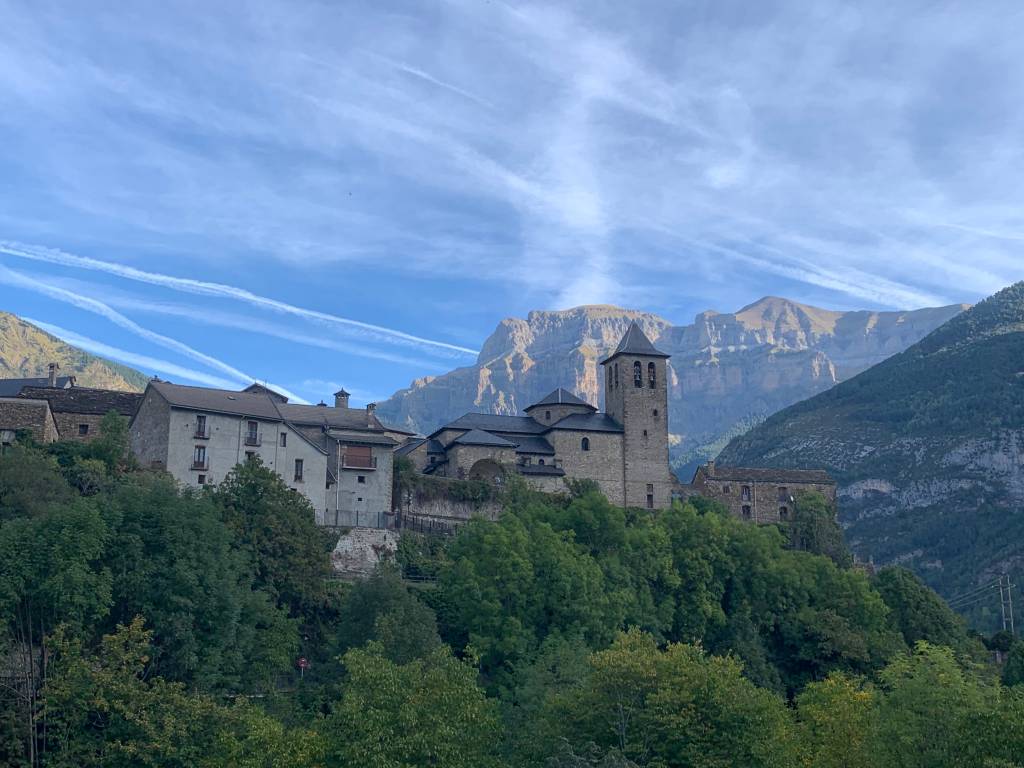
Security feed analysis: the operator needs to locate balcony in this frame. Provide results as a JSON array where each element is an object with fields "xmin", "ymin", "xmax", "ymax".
[
  {"xmin": 194, "ymin": 427, "xmax": 210, "ymax": 439},
  {"xmin": 342, "ymin": 455, "xmax": 378, "ymax": 469},
  {"xmin": 191, "ymin": 458, "xmax": 209, "ymax": 470},
  {"xmin": 244, "ymin": 433, "xmax": 262, "ymax": 447}
]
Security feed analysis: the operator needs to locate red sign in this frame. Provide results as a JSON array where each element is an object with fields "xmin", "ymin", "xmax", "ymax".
[{"xmin": 297, "ymin": 657, "xmax": 310, "ymax": 670}]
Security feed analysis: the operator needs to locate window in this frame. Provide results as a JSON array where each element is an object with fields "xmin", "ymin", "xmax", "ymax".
[
  {"xmin": 545, "ymin": 410, "xmax": 551, "ymax": 421},
  {"xmin": 614, "ymin": 363, "xmax": 619, "ymax": 387},
  {"xmin": 653, "ymin": 409, "xmax": 658, "ymax": 417},
  {"xmin": 294, "ymin": 458, "xmax": 304, "ymax": 481},
  {"xmin": 538, "ymin": 458, "xmax": 546, "ymax": 466},
  {"xmin": 779, "ymin": 505, "xmax": 789, "ymax": 520},
  {"xmin": 648, "ymin": 362, "xmax": 656, "ymax": 388},
  {"xmin": 245, "ymin": 451, "xmax": 255, "ymax": 461},
  {"xmin": 429, "ymin": 455, "xmax": 436, "ymax": 464},
  {"xmin": 345, "ymin": 445, "xmax": 374, "ymax": 469},
  {"xmin": 742, "ymin": 505, "xmax": 752, "ymax": 519},
  {"xmin": 741, "ymin": 485, "xmax": 752, "ymax": 502},
  {"xmin": 633, "ymin": 360, "xmax": 643, "ymax": 387},
  {"xmin": 646, "ymin": 494, "xmax": 654, "ymax": 509},
  {"xmin": 581, "ymin": 436, "xmax": 590, "ymax": 451},
  {"xmin": 646, "ymin": 483, "xmax": 654, "ymax": 493},
  {"xmin": 245, "ymin": 420, "xmax": 260, "ymax": 446},
  {"xmin": 778, "ymin": 486, "xmax": 789, "ymax": 502},
  {"xmin": 195, "ymin": 414, "xmax": 207, "ymax": 437},
  {"xmin": 357, "ymin": 475, "xmax": 365, "ymax": 484},
  {"xmin": 280, "ymin": 432, "xmax": 287, "ymax": 447},
  {"xmin": 192, "ymin": 445, "xmax": 206, "ymax": 469},
  {"xmin": 643, "ymin": 429, "xmax": 648, "ymax": 438},
  {"xmin": 198, "ymin": 474, "xmax": 206, "ymax": 485},
  {"xmin": 247, "ymin": 421, "xmax": 258, "ymax": 438},
  {"xmin": 722, "ymin": 485, "xmax": 731, "ymax": 494},
  {"xmin": 78, "ymin": 424, "xmax": 89, "ymax": 436}
]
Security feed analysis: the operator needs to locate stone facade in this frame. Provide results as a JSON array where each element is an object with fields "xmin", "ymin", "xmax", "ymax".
[
  {"xmin": 130, "ymin": 381, "xmax": 397, "ymax": 528},
  {"xmin": 0, "ymin": 397, "xmax": 59, "ymax": 447},
  {"xmin": 398, "ymin": 323, "xmax": 676, "ymax": 510},
  {"xmin": 17, "ymin": 386, "xmax": 143, "ymax": 443},
  {"xmin": 689, "ymin": 461, "xmax": 837, "ymax": 523}
]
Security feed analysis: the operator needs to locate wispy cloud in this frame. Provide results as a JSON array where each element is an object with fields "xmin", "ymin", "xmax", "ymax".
[
  {"xmin": 0, "ymin": 264, "xmax": 305, "ymax": 402},
  {"xmin": 24, "ymin": 319, "xmax": 243, "ymax": 389}
]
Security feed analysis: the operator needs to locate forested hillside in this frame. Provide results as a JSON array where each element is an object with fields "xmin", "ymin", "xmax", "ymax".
[
  {"xmin": 719, "ymin": 282, "xmax": 1024, "ymax": 627},
  {"xmin": 0, "ymin": 312, "xmax": 148, "ymax": 390},
  {"xmin": 3, "ymin": 425, "xmax": 1024, "ymax": 766}
]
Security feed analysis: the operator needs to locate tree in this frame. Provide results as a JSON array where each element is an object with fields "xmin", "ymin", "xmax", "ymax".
[
  {"xmin": 788, "ymin": 491, "xmax": 851, "ymax": 567},
  {"xmin": 325, "ymin": 643, "xmax": 502, "ymax": 768},
  {"xmin": 550, "ymin": 629, "xmax": 795, "ymax": 768},
  {"xmin": 211, "ymin": 459, "xmax": 334, "ymax": 620},
  {"xmin": 1003, "ymin": 640, "xmax": 1024, "ymax": 687},
  {"xmin": 873, "ymin": 567, "xmax": 969, "ymax": 649},
  {"xmin": 795, "ymin": 673, "xmax": 877, "ymax": 768}
]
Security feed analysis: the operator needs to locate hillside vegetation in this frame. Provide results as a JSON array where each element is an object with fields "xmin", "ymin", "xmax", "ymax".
[
  {"xmin": 720, "ymin": 282, "xmax": 1024, "ymax": 627},
  {"xmin": 0, "ymin": 311, "xmax": 148, "ymax": 390},
  {"xmin": 3, "ymin": 427, "xmax": 1024, "ymax": 766}
]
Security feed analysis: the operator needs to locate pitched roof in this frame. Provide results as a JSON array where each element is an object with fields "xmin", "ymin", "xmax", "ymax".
[
  {"xmin": 699, "ymin": 464, "xmax": 835, "ymax": 485},
  {"xmin": 277, "ymin": 402, "xmax": 380, "ymax": 431},
  {"xmin": 525, "ymin": 388, "xmax": 596, "ymax": 411},
  {"xmin": 395, "ymin": 437, "xmax": 426, "ymax": 456},
  {"xmin": 600, "ymin": 321, "xmax": 670, "ymax": 363},
  {"xmin": 517, "ymin": 463, "xmax": 566, "ymax": 477},
  {"xmin": 241, "ymin": 383, "xmax": 289, "ymax": 402},
  {"xmin": 18, "ymin": 386, "xmax": 143, "ymax": 416},
  {"xmin": 498, "ymin": 434, "xmax": 556, "ymax": 455},
  {"xmin": 451, "ymin": 429, "xmax": 517, "ymax": 448},
  {"xmin": 547, "ymin": 413, "xmax": 624, "ymax": 433},
  {"xmin": 0, "ymin": 376, "xmax": 75, "ymax": 397},
  {"xmin": 439, "ymin": 413, "xmax": 549, "ymax": 435}
]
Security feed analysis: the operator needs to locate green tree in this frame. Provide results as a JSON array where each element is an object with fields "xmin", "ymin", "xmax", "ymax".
[
  {"xmin": 788, "ymin": 491, "xmax": 851, "ymax": 567},
  {"xmin": 325, "ymin": 643, "xmax": 502, "ymax": 768},
  {"xmin": 211, "ymin": 459, "xmax": 334, "ymax": 620},
  {"xmin": 1002, "ymin": 640, "xmax": 1024, "ymax": 687},
  {"xmin": 874, "ymin": 567, "xmax": 970, "ymax": 649},
  {"xmin": 794, "ymin": 673, "xmax": 877, "ymax": 768}
]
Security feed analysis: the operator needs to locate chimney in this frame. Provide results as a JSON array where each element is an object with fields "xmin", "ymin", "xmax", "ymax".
[
  {"xmin": 334, "ymin": 388, "xmax": 350, "ymax": 409},
  {"xmin": 366, "ymin": 402, "xmax": 377, "ymax": 426},
  {"xmin": 707, "ymin": 459, "xmax": 716, "ymax": 476},
  {"xmin": 47, "ymin": 362, "xmax": 59, "ymax": 387}
]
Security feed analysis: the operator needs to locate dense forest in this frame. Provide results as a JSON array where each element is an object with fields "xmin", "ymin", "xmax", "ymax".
[{"xmin": 2, "ymin": 417, "xmax": 1024, "ymax": 767}]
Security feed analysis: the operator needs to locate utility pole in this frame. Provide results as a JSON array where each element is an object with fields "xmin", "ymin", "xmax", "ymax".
[{"xmin": 999, "ymin": 574, "xmax": 1016, "ymax": 635}]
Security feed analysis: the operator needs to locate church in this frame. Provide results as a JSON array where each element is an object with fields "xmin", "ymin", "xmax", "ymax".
[{"xmin": 397, "ymin": 322, "xmax": 677, "ymax": 509}]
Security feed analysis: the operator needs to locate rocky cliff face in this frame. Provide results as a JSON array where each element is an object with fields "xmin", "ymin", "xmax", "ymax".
[{"xmin": 377, "ymin": 298, "xmax": 967, "ymax": 478}]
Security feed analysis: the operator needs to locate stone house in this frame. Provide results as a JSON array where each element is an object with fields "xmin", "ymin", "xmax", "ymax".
[
  {"xmin": 0, "ymin": 363, "xmax": 75, "ymax": 396},
  {"xmin": 397, "ymin": 322, "xmax": 677, "ymax": 509},
  {"xmin": 18, "ymin": 385, "xmax": 142, "ymax": 442},
  {"xmin": 689, "ymin": 460, "xmax": 836, "ymax": 523},
  {"xmin": 0, "ymin": 397, "xmax": 59, "ymax": 450},
  {"xmin": 130, "ymin": 381, "xmax": 398, "ymax": 528}
]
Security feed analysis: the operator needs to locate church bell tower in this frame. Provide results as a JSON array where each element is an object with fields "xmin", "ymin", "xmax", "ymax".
[{"xmin": 601, "ymin": 321, "xmax": 673, "ymax": 509}]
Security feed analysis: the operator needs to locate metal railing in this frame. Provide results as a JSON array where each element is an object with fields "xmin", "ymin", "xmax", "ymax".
[
  {"xmin": 191, "ymin": 458, "xmax": 209, "ymax": 470},
  {"xmin": 244, "ymin": 433, "xmax": 262, "ymax": 446},
  {"xmin": 194, "ymin": 427, "xmax": 210, "ymax": 439}
]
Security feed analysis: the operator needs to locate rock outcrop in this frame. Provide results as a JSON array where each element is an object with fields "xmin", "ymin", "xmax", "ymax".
[{"xmin": 377, "ymin": 298, "xmax": 967, "ymax": 478}]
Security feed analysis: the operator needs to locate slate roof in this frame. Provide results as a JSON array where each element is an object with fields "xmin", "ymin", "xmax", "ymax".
[
  {"xmin": 278, "ymin": 402, "xmax": 380, "ymax": 431},
  {"xmin": 18, "ymin": 386, "xmax": 143, "ymax": 416},
  {"xmin": 0, "ymin": 376, "xmax": 75, "ymax": 397},
  {"xmin": 600, "ymin": 321, "xmax": 669, "ymax": 363},
  {"xmin": 525, "ymin": 388, "xmax": 595, "ymax": 411},
  {"xmin": 241, "ymin": 383, "xmax": 289, "ymax": 402},
  {"xmin": 395, "ymin": 437, "xmax": 426, "ymax": 456},
  {"xmin": 547, "ymin": 413, "xmax": 624, "ymax": 433},
  {"xmin": 700, "ymin": 465, "xmax": 834, "ymax": 485},
  {"xmin": 324, "ymin": 429, "xmax": 397, "ymax": 446},
  {"xmin": 498, "ymin": 434, "xmax": 556, "ymax": 455},
  {"xmin": 451, "ymin": 429, "xmax": 517, "ymax": 448},
  {"xmin": 441, "ymin": 413, "xmax": 549, "ymax": 435}
]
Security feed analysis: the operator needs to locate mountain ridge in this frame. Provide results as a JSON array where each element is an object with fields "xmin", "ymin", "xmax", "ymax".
[
  {"xmin": 377, "ymin": 297, "xmax": 968, "ymax": 477},
  {"xmin": 0, "ymin": 311, "xmax": 149, "ymax": 391}
]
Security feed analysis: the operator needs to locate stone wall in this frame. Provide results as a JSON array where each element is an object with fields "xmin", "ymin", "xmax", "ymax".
[
  {"xmin": 331, "ymin": 527, "xmax": 399, "ymax": 578},
  {"xmin": 52, "ymin": 412, "xmax": 109, "ymax": 442},
  {"xmin": 693, "ymin": 475, "xmax": 837, "ymax": 524},
  {"xmin": 129, "ymin": 390, "xmax": 171, "ymax": 469},
  {"xmin": 446, "ymin": 443, "xmax": 517, "ymax": 479},
  {"xmin": 547, "ymin": 429, "xmax": 625, "ymax": 505},
  {"xmin": 0, "ymin": 398, "xmax": 58, "ymax": 444}
]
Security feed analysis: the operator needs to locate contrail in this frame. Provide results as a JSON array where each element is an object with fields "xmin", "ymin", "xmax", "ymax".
[
  {"xmin": 24, "ymin": 319, "xmax": 244, "ymax": 390},
  {"xmin": 0, "ymin": 240, "xmax": 478, "ymax": 356},
  {"xmin": 0, "ymin": 265, "xmax": 306, "ymax": 402}
]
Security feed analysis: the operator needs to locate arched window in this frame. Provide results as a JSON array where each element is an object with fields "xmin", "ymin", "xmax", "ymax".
[
  {"xmin": 614, "ymin": 363, "xmax": 619, "ymax": 387},
  {"xmin": 581, "ymin": 436, "xmax": 590, "ymax": 452},
  {"xmin": 538, "ymin": 458, "xmax": 545, "ymax": 466},
  {"xmin": 545, "ymin": 410, "xmax": 551, "ymax": 421},
  {"xmin": 633, "ymin": 361, "xmax": 642, "ymax": 387},
  {"xmin": 648, "ymin": 362, "xmax": 656, "ymax": 389}
]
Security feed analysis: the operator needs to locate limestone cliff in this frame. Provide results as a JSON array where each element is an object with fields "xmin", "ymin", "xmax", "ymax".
[
  {"xmin": 0, "ymin": 311, "xmax": 149, "ymax": 391},
  {"xmin": 377, "ymin": 298, "xmax": 966, "ymax": 478}
]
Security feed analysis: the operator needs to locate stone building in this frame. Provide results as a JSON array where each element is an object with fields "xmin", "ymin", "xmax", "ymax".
[
  {"xmin": 688, "ymin": 460, "xmax": 836, "ymax": 523},
  {"xmin": 397, "ymin": 322, "xmax": 677, "ymax": 509},
  {"xmin": 130, "ymin": 381, "xmax": 398, "ymax": 528},
  {"xmin": 18, "ymin": 385, "xmax": 142, "ymax": 442},
  {"xmin": 0, "ymin": 397, "xmax": 59, "ymax": 450},
  {"xmin": 0, "ymin": 363, "xmax": 74, "ymax": 396}
]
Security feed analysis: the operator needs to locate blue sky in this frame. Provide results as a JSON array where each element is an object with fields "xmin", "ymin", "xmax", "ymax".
[{"xmin": 1, "ymin": 0, "xmax": 1022, "ymax": 404}]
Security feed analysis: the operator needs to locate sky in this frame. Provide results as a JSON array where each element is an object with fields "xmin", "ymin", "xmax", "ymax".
[{"xmin": 1, "ymin": 0, "xmax": 1023, "ymax": 405}]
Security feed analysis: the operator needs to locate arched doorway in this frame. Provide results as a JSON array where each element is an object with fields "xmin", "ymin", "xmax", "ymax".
[{"xmin": 468, "ymin": 458, "xmax": 505, "ymax": 484}]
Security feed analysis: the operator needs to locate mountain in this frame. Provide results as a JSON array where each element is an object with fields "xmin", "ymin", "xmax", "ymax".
[
  {"xmin": 0, "ymin": 311, "xmax": 149, "ymax": 391},
  {"xmin": 718, "ymin": 283, "xmax": 1024, "ymax": 623},
  {"xmin": 377, "ymin": 298, "xmax": 967, "ymax": 477}
]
